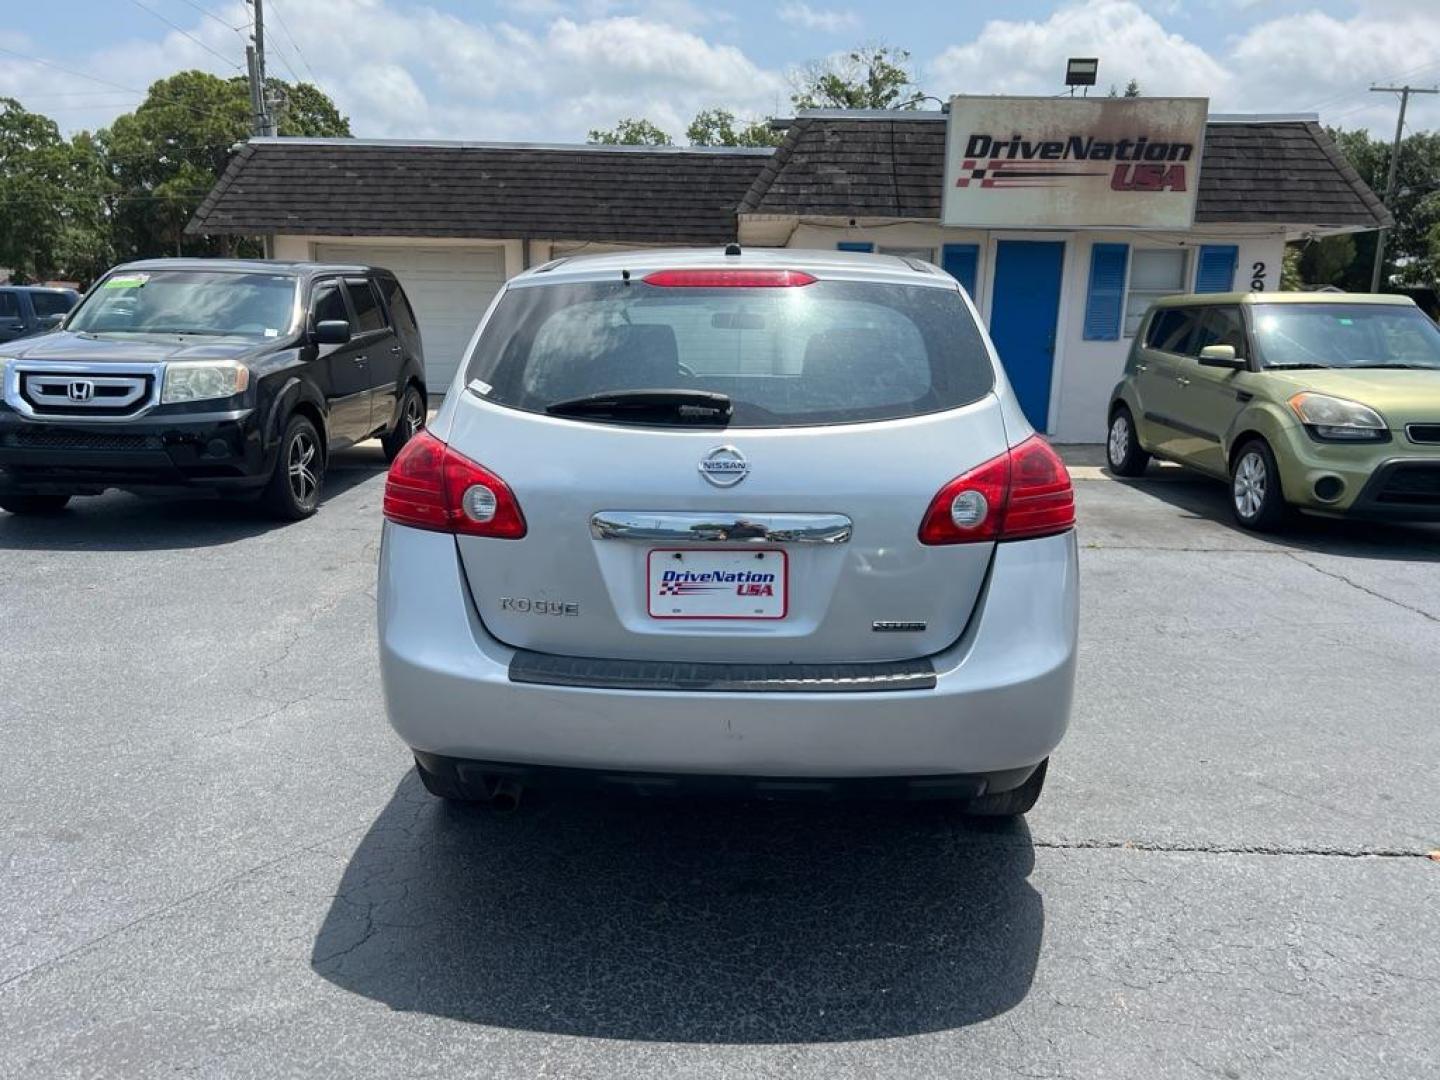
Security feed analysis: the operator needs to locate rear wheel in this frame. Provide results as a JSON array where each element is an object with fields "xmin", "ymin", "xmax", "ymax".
[
  {"xmin": 1230, "ymin": 438, "xmax": 1289, "ymax": 532},
  {"xmin": 382, "ymin": 384, "xmax": 426, "ymax": 463},
  {"xmin": 1106, "ymin": 406, "xmax": 1150, "ymax": 477},
  {"xmin": 0, "ymin": 493, "xmax": 71, "ymax": 515},
  {"xmin": 261, "ymin": 413, "xmax": 324, "ymax": 521},
  {"xmin": 964, "ymin": 759, "xmax": 1047, "ymax": 817}
]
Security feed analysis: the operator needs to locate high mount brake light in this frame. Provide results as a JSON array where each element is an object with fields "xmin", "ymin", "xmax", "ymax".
[
  {"xmin": 641, "ymin": 269, "xmax": 818, "ymax": 288},
  {"xmin": 383, "ymin": 430, "xmax": 527, "ymax": 538},
  {"xmin": 919, "ymin": 435, "xmax": 1075, "ymax": 544}
]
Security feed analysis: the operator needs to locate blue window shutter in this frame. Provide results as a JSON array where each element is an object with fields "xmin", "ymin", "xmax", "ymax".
[
  {"xmin": 836, "ymin": 241, "xmax": 873, "ymax": 253},
  {"xmin": 1083, "ymin": 243, "xmax": 1129, "ymax": 341},
  {"xmin": 1195, "ymin": 245, "xmax": 1238, "ymax": 293},
  {"xmin": 941, "ymin": 243, "xmax": 979, "ymax": 297}
]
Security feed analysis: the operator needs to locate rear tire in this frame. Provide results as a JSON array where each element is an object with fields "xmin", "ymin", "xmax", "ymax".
[
  {"xmin": 1106, "ymin": 406, "xmax": 1150, "ymax": 477},
  {"xmin": 1229, "ymin": 438, "xmax": 1289, "ymax": 532},
  {"xmin": 964, "ymin": 759, "xmax": 1047, "ymax": 817},
  {"xmin": 261, "ymin": 413, "xmax": 324, "ymax": 521},
  {"xmin": 382, "ymin": 384, "xmax": 426, "ymax": 463},
  {"xmin": 0, "ymin": 493, "xmax": 71, "ymax": 515}
]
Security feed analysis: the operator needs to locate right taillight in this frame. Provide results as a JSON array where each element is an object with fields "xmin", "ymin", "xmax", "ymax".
[
  {"xmin": 383, "ymin": 430, "xmax": 527, "ymax": 538},
  {"xmin": 919, "ymin": 435, "xmax": 1074, "ymax": 544}
]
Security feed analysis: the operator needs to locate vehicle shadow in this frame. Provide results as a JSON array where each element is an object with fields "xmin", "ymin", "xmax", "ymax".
[
  {"xmin": 1109, "ymin": 468, "xmax": 1440, "ymax": 562},
  {"xmin": 310, "ymin": 772, "xmax": 1044, "ymax": 1044},
  {"xmin": 0, "ymin": 446, "xmax": 388, "ymax": 552}
]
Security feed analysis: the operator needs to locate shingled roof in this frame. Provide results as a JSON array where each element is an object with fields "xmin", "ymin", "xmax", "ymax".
[
  {"xmin": 739, "ymin": 113, "xmax": 1391, "ymax": 229},
  {"xmin": 187, "ymin": 138, "xmax": 773, "ymax": 243}
]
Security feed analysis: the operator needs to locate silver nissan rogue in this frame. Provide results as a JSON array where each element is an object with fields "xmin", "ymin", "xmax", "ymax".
[{"xmin": 378, "ymin": 248, "xmax": 1078, "ymax": 815}]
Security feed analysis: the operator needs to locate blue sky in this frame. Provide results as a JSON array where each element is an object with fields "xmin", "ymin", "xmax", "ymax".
[{"xmin": 3, "ymin": 0, "xmax": 1438, "ymax": 141}]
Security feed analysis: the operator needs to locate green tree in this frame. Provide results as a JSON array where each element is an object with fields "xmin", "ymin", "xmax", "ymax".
[
  {"xmin": 587, "ymin": 118, "xmax": 672, "ymax": 146},
  {"xmin": 790, "ymin": 45, "xmax": 925, "ymax": 111},
  {"xmin": 686, "ymin": 109, "xmax": 783, "ymax": 148},
  {"xmin": 101, "ymin": 70, "xmax": 349, "ymax": 260},
  {"xmin": 1328, "ymin": 126, "xmax": 1440, "ymax": 288},
  {"xmin": 0, "ymin": 99, "xmax": 99, "ymax": 282},
  {"xmin": 1105, "ymin": 80, "xmax": 1142, "ymax": 98},
  {"xmin": 1280, "ymin": 243, "xmax": 1303, "ymax": 291},
  {"xmin": 1296, "ymin": 233, "xmax": 1357, "ymax": 287}
]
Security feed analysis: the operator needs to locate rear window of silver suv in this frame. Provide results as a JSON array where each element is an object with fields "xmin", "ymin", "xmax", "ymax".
[{"xmin": 464, "ymin": 278, "xmax": 994, "ymax": 427}]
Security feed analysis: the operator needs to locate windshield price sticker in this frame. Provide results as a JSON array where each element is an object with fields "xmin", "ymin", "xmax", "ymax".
[{"xmin": 102, "ymin": 273, "xmax": 150, "ymax": 289}]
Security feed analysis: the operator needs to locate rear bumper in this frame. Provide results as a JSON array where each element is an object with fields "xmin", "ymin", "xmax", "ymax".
[
  {"xmin": 378, "ymin": 524, "xmax": 1079, "ymax": 779},
  {"xmin": 0, "ymin": 410, "xmax": 269, "ymax": 495}
]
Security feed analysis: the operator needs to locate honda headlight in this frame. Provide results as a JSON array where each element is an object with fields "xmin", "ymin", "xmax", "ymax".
[
  {"xmin": 161, "ymin": 362, "xmax": 249, "ymax": 404},
  {"xmin": 1288, "ymin": 392, "xmax": 1387, "ymax": 441}
]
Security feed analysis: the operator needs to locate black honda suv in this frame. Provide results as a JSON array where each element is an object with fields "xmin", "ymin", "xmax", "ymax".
[{"xmin": 0, "ymin": 259, "xmax": 428, "ymax": 519}]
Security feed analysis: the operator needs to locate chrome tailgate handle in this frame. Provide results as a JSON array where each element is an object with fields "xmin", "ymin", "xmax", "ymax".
[{"xmin": 590, "ymin": 511, "xmax": 852, "ymax": 544}]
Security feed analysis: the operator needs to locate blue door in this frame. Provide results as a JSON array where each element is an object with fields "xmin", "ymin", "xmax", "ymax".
[{"xmin": 988, "ymin": 240, "xmax": 1065, "ymax": 431}]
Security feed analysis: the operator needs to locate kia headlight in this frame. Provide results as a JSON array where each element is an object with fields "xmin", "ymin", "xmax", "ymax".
[
  {"xmin": 161, "ymin": 362, "xmax": 249, "ymax": 404},
  {"xmin": 1288, "ymin": 392, "xmax": 1387, "ymax": 441}
]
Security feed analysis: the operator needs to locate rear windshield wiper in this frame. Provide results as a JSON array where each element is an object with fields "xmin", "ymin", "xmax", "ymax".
[
  {"xmin": 1262, "ymin": 363, "xmax": 1328, "ymax": 370},
  {"xmin": 545, "ymin": 389, "xmax": 733, "ymax": 424}
]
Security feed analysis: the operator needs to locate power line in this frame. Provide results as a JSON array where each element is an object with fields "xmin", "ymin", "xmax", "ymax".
[
  {"xmin": 126, "ymin": 0, "xmax": 243, "ymax": 71},
  {"xmin": 171, "ymin": 0, "xmax": 248, "ymax": 34},
  {"xmin": 0, "ymin": 44, "xmax": 246, "ymax": 127},
  {"xmin": 265, "ymin": 0, "xmax": 321, "ymax": 86}
]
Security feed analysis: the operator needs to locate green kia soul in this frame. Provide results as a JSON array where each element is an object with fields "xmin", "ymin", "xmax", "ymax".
[{"xmin": 1106, "ymin": 292, "xmax": 1440, "ymax": 530}]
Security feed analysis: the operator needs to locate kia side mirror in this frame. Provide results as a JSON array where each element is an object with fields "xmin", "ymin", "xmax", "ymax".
[
  {"xmin": 313, "ymin": 319, "xmax": 351, "ymax": 345},
  {"xmin": 1198, "ymin": 344, "xmax": 1245, "ymax": 370}
]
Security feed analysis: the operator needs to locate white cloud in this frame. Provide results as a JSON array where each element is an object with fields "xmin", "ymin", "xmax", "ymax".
[
  {"xmin": 8, "ymin": 0, "xmax": 1438, "ymax": 144},
  {"xmin": 925, "ymin": 0, "xmax": 1440, "ymax": 134},
  {"xmin": 927, "ymin": 0, "xmax": 1227, "ymax": 100},
  {"xmin": 3, "ymin": 0, "xmax": 785, "ymax": 143},
  {"xmin": 777, "ymin": 3, "xmax": 861, "ymax": 33}
]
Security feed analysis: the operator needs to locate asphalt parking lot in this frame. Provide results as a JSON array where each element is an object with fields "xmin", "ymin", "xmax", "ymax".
[{"xmin": 2, "ymin": 450, "xmax": 1437, "ymax": 1080}]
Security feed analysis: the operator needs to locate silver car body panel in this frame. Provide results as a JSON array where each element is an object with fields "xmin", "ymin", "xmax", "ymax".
[
  {"xmin": 379, "ymin": 522, "xmax": 1078, "ymax": 776},
  {"xmin": 383, "ymin": 247, "xmax": 1070, "ymax": 778},
  {"xmin": 448, "ymin": 392, "xmax": 1007, "ymax": 662}
]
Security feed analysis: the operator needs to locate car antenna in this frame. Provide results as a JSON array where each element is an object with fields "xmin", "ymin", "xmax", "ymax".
[
  {"xmin": 725, "ymin": 243, "xmax": 742, "ymax": 256},
  {"xmin": 621, "ymin": 269, "xmax": 631, "ymax": 285}
]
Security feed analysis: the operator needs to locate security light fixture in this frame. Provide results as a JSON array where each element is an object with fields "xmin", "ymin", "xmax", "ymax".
[{"xmin": 1066, "ymin": 58, "xmax": 1099, "ymax": 86}]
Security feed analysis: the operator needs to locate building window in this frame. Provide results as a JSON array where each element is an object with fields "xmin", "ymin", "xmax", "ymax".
[{"xmin": 1124, "ymin": 249, "xmax": 1188, "ymax": 337}]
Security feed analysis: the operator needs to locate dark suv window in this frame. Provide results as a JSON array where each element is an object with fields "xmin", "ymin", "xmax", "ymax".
[
  {"xmin": 379, "ymin": 277, "xmax": 419, "ymax": 340},
  {"xmin": 1145, "ymin": 307, "xmax": 1199, "ymax": 354},
  {"xmin": 346, "ymin": 278, "xmax": 386, "ymax": 335},
  {"xmin": 0, "ymin": 292, "xmax": 20, "ymax": 319},
  {"xmin": 312, "ymin": 282, "xmax": 352, "ymax": 328},
  {"xmin": 31, "ymin": 292, "xmax": 75, "ymax": 319},
  {"xmin": 465, "ymin": 279, "xmax": 994, "ymax": 428}
]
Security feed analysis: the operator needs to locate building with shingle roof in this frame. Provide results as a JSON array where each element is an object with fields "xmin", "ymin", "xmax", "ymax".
[{"xmin": 188, "ymin": 101, "xmax": 1387, "ymax": 439}]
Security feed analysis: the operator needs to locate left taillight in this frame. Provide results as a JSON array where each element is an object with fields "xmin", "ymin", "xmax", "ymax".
[
  {"xmin": 918, "ymin": 435, "xmax": 1075, "ymax": 545},
  {"xmin": 382, "ymin": 430, "xmax": 526, "ymax": 538}
]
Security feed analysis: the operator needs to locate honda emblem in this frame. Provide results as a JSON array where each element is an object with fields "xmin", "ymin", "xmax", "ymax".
[{"xmin": 67, "ymin": 380, "xmax": 95, "ymax": 402}]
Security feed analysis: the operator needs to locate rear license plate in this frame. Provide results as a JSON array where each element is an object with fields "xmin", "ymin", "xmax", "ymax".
[{"xmin": 647, "ymin": 548, "xmax": 787, "ymax": 620}]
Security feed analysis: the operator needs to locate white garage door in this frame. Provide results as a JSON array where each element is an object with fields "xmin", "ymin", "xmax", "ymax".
[{"xmin": 313, "ymin": 244, "xmax": 506, "ymax": 388}]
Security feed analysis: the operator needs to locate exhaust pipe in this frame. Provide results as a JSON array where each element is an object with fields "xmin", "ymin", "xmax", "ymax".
[{"xmin": 488, "ymin": 777, "xmax": 523, "ymax": 812}]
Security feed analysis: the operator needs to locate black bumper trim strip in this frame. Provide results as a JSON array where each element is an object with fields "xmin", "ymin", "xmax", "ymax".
[{"xmin": 508, "ymin": 649, "xmax": 937, "ymax": 693}]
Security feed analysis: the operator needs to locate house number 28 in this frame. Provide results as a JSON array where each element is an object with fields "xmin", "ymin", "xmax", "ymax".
[{"xmin": 1250, "ymin": 261, "xmax": 1267, "ymax": 291}]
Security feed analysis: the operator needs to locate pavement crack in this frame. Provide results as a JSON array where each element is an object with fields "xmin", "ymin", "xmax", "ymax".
[
  {"xmin": 1030, "ymin": 838, "xmax": 1429, "ymax": 858},
  {"xmin": 1285, "ymin": 551, "xmax": 1439, "ymax": 623}
]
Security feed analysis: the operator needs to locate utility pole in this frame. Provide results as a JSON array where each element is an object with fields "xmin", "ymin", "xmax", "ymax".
[
  {"xmin": 247, "ymin": 0, "xmax": 276, "ymax": 137},
  {"xmin": 1368, "ymin": 84, "xmax": 1438, "ymax": 292}
]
